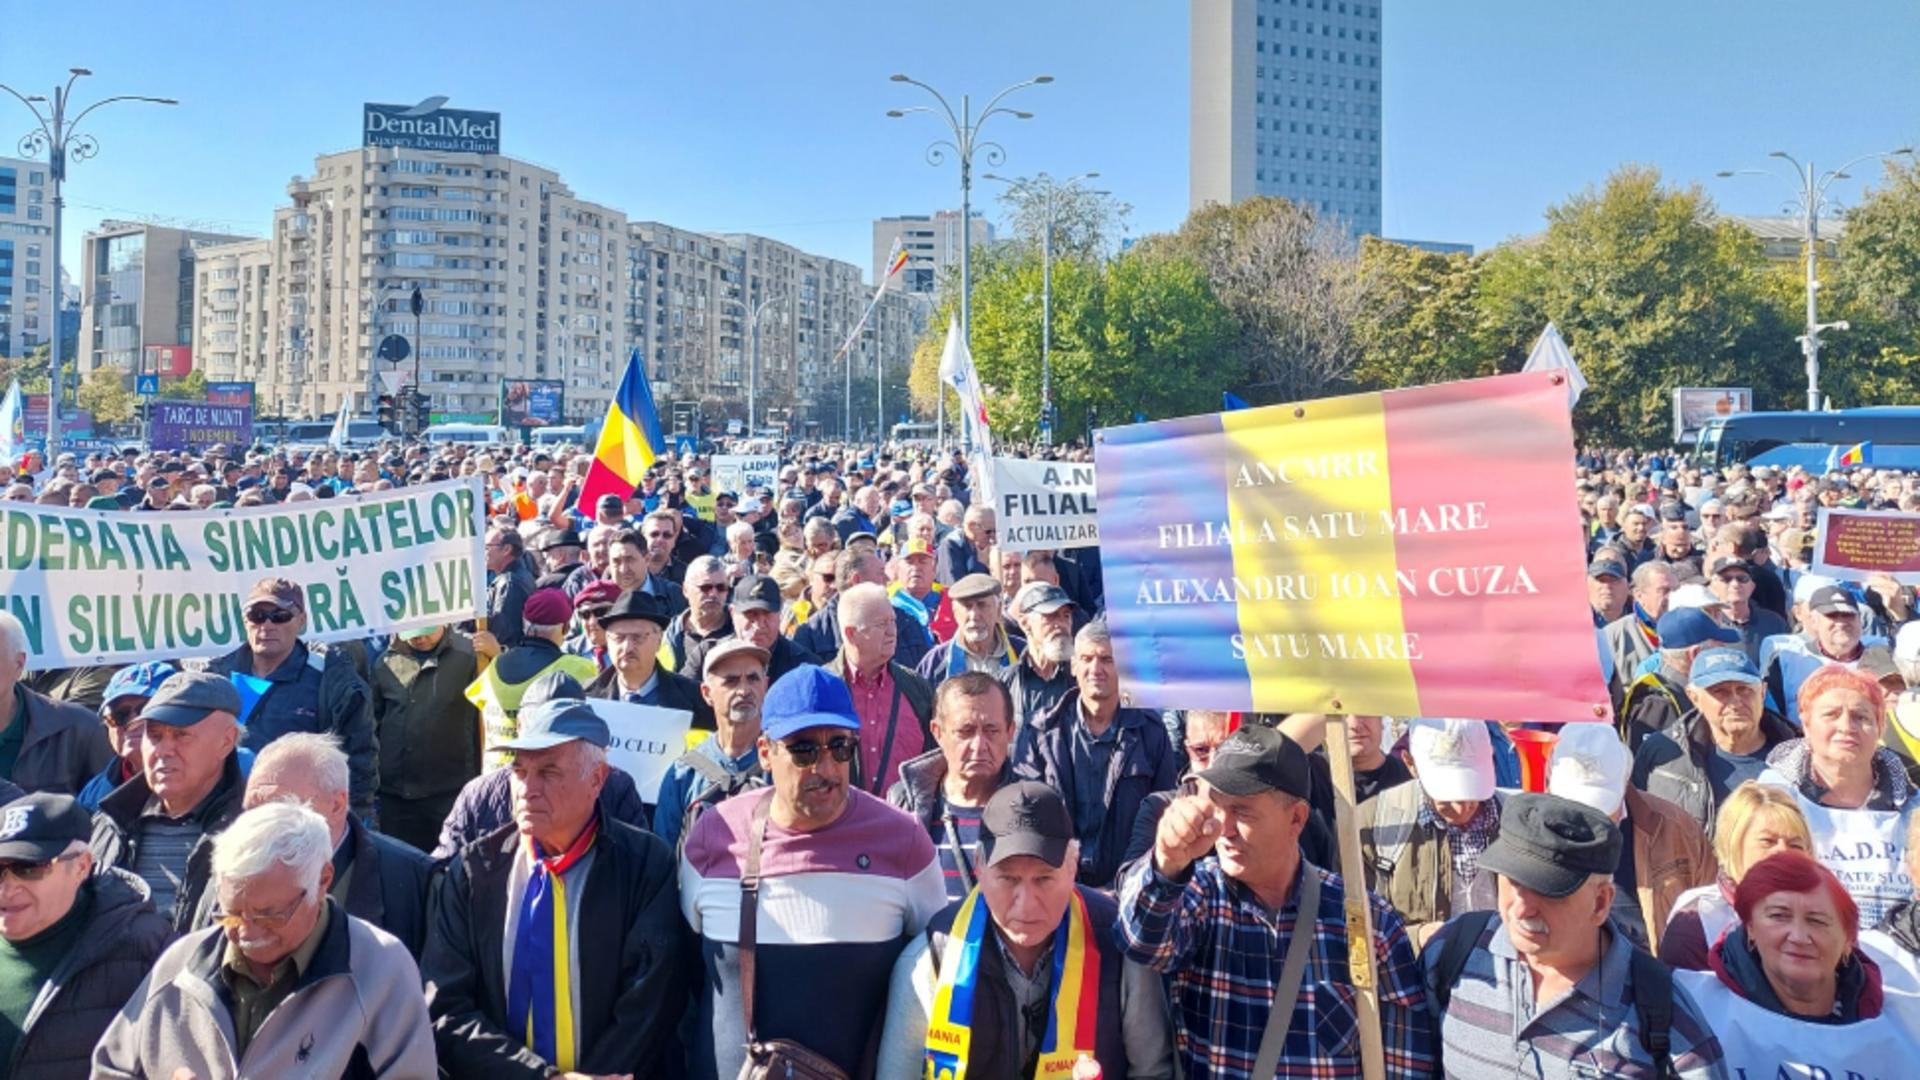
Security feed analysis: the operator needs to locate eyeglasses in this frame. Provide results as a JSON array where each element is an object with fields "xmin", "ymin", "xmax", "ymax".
[
  {"xmin": 245, "ymin": 607, "xmax": 296, "ymax": 625},
  {"xmin": 779, "ymin": 736, "xmax": 857, "ymax": 767},
  {"xmin": 212, "ymin": 888, "xmax": 310, "ymax": 931},
  {"xmin": 0, "ymin": 852, "xmax": 81, "ymax": 884}
]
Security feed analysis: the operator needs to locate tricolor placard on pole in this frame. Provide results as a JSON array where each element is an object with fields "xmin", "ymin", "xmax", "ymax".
[{"xmin": 1093, "ymin": 372, "xmax": 1608, "ymax": 724}]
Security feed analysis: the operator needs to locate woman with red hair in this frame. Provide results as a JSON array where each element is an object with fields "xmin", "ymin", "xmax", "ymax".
[
  {"xmin": 1756, "ymin": 664, "xmax": 1916, "ymax": 928},
  {"xmin": 1675, "ymin": 851, "xmax": 1920, "ymax": 1073}
]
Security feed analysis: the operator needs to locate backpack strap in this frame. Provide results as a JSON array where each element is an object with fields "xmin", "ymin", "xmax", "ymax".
[
  {"xmin": 677, "ymin": 749, "xmax": 733, "ymax": 788},
  {"xmin": 1429, "ymin": 909, "xmax": 1498, "ymax": 1017},
  {"xmin": 1366, "ymin": 781, "xmax": 1421, "ymax": 882},
  {"xmin": 1628, "ymin": 945, "xmax": 1675, "ymax": 1080}
]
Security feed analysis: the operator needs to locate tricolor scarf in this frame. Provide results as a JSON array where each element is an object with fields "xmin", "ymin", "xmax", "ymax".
[
  {"xmin": 506, "ymin": 814, "xmax": 600, "ymax": 1071},
  {"xmin": 924, "ymin": 887, "xmax": 1100, "ymax": 1080},
  {"xmin": 1633, "ymin": 601, "xmax": 1660, "ymax": 648},
  {"xmin": 944, "ymin": 626, "xmax": 1021, "ymax": 680}
]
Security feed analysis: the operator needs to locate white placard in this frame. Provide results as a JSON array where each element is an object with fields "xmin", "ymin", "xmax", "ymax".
[
  {"xmin": 711, "ymin": 454, "xmax": 780, "ymax": 497},
  {"xmin": 989, "ymin": 457, "xmax": 1099, "ymax": 552},
  {"xmin": 585, "ymin": 700, "xmax": 694, "ymax": 801}
]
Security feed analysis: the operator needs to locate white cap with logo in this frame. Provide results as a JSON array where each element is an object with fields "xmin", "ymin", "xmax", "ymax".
[
  {"xmin": 1407, "ymin": 718, "xmax": 1496, "ymax": 803},
  {"xmin": 1547, "ymin": 722, "xmax": 1633, "ymax": 819}
]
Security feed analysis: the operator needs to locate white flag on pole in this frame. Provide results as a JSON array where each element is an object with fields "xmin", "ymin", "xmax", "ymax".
[
  {"xmin": 327, "ymin": 403, "xmax": 351, "ymax": 450},
  {"xmin": 0, "ymin": 380, "xmax": 22, "ymax": 463},
  {"xmin": 937, "ymin": 315, "xmax": 996, "ymax": 500},
  {"xmin": 1522, "ymin": 322, "xmax": 1588, "ymax": 410}
]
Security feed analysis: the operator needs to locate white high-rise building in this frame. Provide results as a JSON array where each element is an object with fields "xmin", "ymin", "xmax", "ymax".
[
  {"xmin": 1191, "ymin": 0, "xmax": 1384, "ymax": 236},
  {"xmin": 191, "ymin": 239, "xmax": 273, "ymax": 385},
  {"xmin": 0, "ymin": 156, "xmax": 56, "ymax": 363},
  {"xmin": 872, "ymin": 211, "xmax": 993, "ymax": 296}
]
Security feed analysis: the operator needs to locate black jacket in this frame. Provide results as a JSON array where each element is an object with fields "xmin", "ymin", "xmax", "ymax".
[
  {"xmin": 7, "ymin": 685, "xmax": 113, "ymax": 797},
  {"xmin": 7, "ymin": 869, "xmax": 171, "ymax": 1080},
  {"xmin": 935, "ymin": 531, "xmax": 991, "ymax": 587},
  {"xmin": 422, "ymin": 819, "xmax": 692, "ymax": 1079},
  {"xmin": 1028, "ymin": 696, "xmax": 1179, "ymax": 889},
  {"xmin": 338, "ymin": 817, "xmax": 435, "ymax": 960},
  {"xmin": 89, "ymin": 753, "xmax": 248, "ymax": 933},
  {"xmin": 684, "ymin": 633, "xmax": 818, "ymax": 685},
  {"xmin": 487, "ymin": 564, "xmax": 537, "ymax": 647},
  {"xmin": 1631, "ymin": 706, "xmax": 1797, "ymax": 835},
  {"xmin": 430, "ymin": 765, "xmax": 653, "ymax": 863},
  {"xmin": 586, "ymin": 664, "xmax": 715, "ymax": 732}
]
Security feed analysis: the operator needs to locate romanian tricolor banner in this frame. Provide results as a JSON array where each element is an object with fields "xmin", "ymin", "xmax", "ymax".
[
  {"xmin": 887, "ymin": 237, "xmax": 910, "ymax": 278},
  {"xmin": 1093, "ymin": 372, "xmax": 1609, "ymax": 725},
  {"xmin": 576, "ymin": 348, "xmax": 666, "ymax": 516},
  {"xmin": 924, "ymin": 887, "xmax": 1100, "ymax": 1079}
]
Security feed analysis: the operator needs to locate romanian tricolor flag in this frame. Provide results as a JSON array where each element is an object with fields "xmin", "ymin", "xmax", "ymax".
[
  {"xmin": 1839, "ymin": 440, "xmax": 1872, "ymax": 467},
  {"xmin": 886, "ymin": 238, "xmax": 909, "ymax": 279},
  {"xmin": 1094, "ymin": 372, "xmax": 1610, "ymax": 726},
  {"xmin": 576, "ymin": 348, "xmax": 666, "ymax": 516}
]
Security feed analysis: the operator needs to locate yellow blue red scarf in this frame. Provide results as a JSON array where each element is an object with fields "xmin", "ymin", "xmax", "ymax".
[
  {"xmin": 925, "ymin": 886, "xmax": 1101, "ymax": 1080},
  {"xmin": 507, "ymin": 814, "xmax": 599, "ymax": 1071}
]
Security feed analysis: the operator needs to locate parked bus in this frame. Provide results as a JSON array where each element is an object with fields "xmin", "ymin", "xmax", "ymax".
[{"xmin": 1695, "ymin": 407, "xmax": 1920, "ymax": 470}]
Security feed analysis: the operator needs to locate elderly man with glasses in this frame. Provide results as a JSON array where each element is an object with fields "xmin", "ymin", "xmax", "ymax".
[
  {"xmin": 75, "ymin": 662, "xmax": 175, "ymax": 813},
  {"xmin": 95, "ymin": 801, "xmax": 436, "ymax": 1078},
  {"xmin": 205, "ymin": 577, "xmax": 377, "ymax": 822}
]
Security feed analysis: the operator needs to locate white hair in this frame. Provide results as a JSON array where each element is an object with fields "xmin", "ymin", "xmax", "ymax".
[
  {"xmin": 726, "ymin": 521, "xmax": 756, "ymax": 544},
  {"xmin": 250, "ymin": 732, "xmax": 349, "ymax": 797},
  {"xmin": 837, "ymin": 581, "xmax": 891, "ymax": 629},
  {"xmin": 212, "ymin": 801, "xmax": 332, "ymax": 894},
  {"xmin": 0, "ymin": 611, "xmax": 25, "ymax": 659}
]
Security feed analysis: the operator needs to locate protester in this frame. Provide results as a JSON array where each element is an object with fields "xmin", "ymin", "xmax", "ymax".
[
  {"xmin": 94, "ymin": 802, "xmax": 437, "ymax": 1078},
  {"xmin": 484, "ymin": 524, "xmax": 537, "ymax": 648},
  {"xmin": 89, "ymin": 671, "xmax": 248, "ymax": 931},
  {"xmin": 1673, "ymin": 851, "xmax": 1920, "ymax": 1074},
  {"xmin": 687, "ymin": 574, "xmax": 819, "ymax": 683},
  {"xmin": 241, "ymin": 733, "xmax": 434, "ymax": 956},
  {"xmin": 680, "ymin": 665, "xmax": 947, "ymax": 1080},
  {"xmin": 204, "ymin": 577, "xmax": 377, "ymax": 820},
  {"xmin": 0, "ymin": 793, "xmax": 170, "ymax": 1079},
  {"xmin": 1862, "ymin": 811, "xmax": 1920, "ymax": 991},
  {"xmin": 370, "ymin": 623, "xmax": 481, "ymax": 853},
  {"xmin": 653, "ymin": 638, "xmax": 770, "ymax": 853},
  {"xmin": 75, "ymin": 661, "xmax": 175, "ymax": 812},
  {"xmin": 1422, "ymin": 793, "xmax": 1726, "ymax": 1079},
  {"xmin": 915, "ymin": 573, "xmax": 1022, "ymax": 688},
  {"xmin": 1633, "ymin": 646, "xmax": 1798, "ymax": 834},
  {"xmin": 1709, "ymin": 555, "xmax": 1791, "ymax": 666},
  {"xmin": 1358, "ymin": 717, "xmax": 1503, "ymax": 947},
  {"xmin": 1620, "ymin": 608, "xmax": 1743, "ymax": 752},
  {"xmin": 1343, "ymin": 712, "xmax": 1413, "ymax": 801},
  {"xmin": 423, "ymin": 698, "xmax": 690, "ymax": 1077},
  {"xmin": 888, "ymin": 672, "xmax": 1021, "ymax": 899},
  {"xmin": 1000, "ymin": 582, "xmax": 1080, "ymax": 744},
  {"xmin": 465, "ymin": 587, "xmax": 601, "ymax": 749},
  {"xmin": 1548, "ymin": 721, "xmax": 1717, "ymax": 953},
  {"xmin": 792, "ymin": 547, "xmax": 933, "ymax": 671},
  {"xmin": 1764, "ymin": 584, "xmax": 1873, "ymax": 726},
  {"xmin": 0, "ymin": 612, "xmax": 112, "ymax": 797},
  {"xmin": 1660, "ymin": 781, "xmax": 1813, "ymax": 969},
  {"xmin": 532, "ymin": 526, "xmax": 594, "ymax": 597},
  {"xmin": 1587, "ymin": 548, "xmax": 1631, "ymax": 628},
  {"xmin": 667, "ymin": 555, "xmax": 736, "ymax": 672},
  {"xmin": 1602, "ymin": 561, "xmax": 1679, "ymax": 696},
  {"xmin": 1119, "ymin": 723, "xmax": 1435, "ymax": 1077},
  {"xmin": 825, "ymin": 582, "xmax": 935, "ymax": 796},
  {"xmin": 1758, "ymin": 665, "xmax": 1917, "ymax": 927},
  {"xmin": 936, "ymin": 505, "xmax": 997, "ymax": 586},
  {"xmin": 587, "ymin": 588, "xmax": 710, "ymax": 729},
  {"xmin": 878, "ymin": 781, "xmax": 1175, "ymax": 1079}
]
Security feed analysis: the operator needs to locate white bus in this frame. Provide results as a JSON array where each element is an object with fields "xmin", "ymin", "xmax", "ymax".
[
  {"xmin": 424, "ymin": 423, "xmax": 511, "ymax": 445},
  {"xmin": 891, "ymin": 422, "xmax": 937, "ymax": 447},
  {"xmin": 530, "ymin": 425, "xmax": 586, "ymax": 448}
]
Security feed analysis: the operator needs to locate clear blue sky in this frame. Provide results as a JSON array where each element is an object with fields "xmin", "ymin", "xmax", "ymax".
[{"xmin": 6, "ymin": 1, "xmax": 1918, "ymax": 278}]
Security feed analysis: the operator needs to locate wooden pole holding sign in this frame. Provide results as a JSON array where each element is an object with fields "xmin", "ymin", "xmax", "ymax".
[{"xmin": 1324, "ymin": 713, "xmax": 1385, "ymax": 1080}]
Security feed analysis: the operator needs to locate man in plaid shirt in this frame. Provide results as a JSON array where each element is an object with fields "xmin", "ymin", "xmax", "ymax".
[{"xmin": 1118, "ymin": 723, "xmax": 1436, "ymax": 1079}]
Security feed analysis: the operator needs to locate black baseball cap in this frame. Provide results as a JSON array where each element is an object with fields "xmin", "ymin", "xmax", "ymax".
[
  {"xmin": 1478, "ymin": 793, "xmax": 1622, "ymax": 899},
  {"xmin": 1195, "ymin": 723, "xmax": 1311, "ymax": 799},
  {"xmin": 1809, "ymin": 585, "xmax": 1861, "ymax": 616},
  {"xmin": 731, "ymin": 575, "xmax": 782, "ymax": 613},
  {"xmin": 0, "ymin": 793, "xmax": 92, "ymax": 863},
  {"xmin": 979, "ymin": 781, "xmax": 1075, "ymax": 869}
]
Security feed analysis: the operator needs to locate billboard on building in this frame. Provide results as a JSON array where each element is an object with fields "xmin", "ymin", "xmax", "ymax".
[
  {"xmin": 363, "ymin": 102, "xmax": 501, "ymax": 154},
  {"xmin": 499, "ymin": 378, "xmax": 565, "ymax": 429},
  {"xmin": 1671, "ymin": 387, "xmax": 1754, "ymax": 445},
  {"xmin": 144, "ymin": 345, "xmax": 193, "ymax": 378},
  {"xmin": 206, "ymin": 381, "xmax": 256, "ymax": 408}
]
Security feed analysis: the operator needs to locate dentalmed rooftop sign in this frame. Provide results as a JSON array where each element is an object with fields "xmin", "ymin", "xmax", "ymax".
[{"xmin": 363, "ymin": 102, "xmax": 501, "ymax": 154}]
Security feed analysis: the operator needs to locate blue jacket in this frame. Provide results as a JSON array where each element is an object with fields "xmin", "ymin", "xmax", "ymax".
[
  {"xmin": 205, "ymin": 641, "xmax": 376, "ymax": 822},
  {"xmin": 1028, "ymin": 695, "xmax": 1178, "ymax": 890}
]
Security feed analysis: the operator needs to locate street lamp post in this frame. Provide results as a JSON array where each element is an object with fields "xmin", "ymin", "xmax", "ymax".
[
  {"xmin": 1, "ymin": 69, "xmax": 175, "ymax": 452},
  {"xmin": 747, "ymin": 293, "xmax": 788, "ymax": 439},
  {"xmin": 983, "ymin": 171, "xmax": 1100, "ymax": 447},
  {"xmin": 888, "ymin": 73, "xmax": 1051, "ymax": 447},
  {"xmin": 1718, "ymin": 147, "xmax": 1912, "ymax": 411}
]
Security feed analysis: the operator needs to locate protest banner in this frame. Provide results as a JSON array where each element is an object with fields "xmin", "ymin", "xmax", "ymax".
[
  {"xmin": 1812, "ymin": 507, "xmax": 1920, "ymax": 584},
  {"xmin": 989, "ymin": 457, "xmax": 1099, "ymax": 552},
  {"xmin": 711, "ymin": 454, "xmax": 779, "ymax": 495},
  {"xmin": 584, "ymin": 700, "xmax": 695, "ymax": 803},
  {"xmin": 0, "ymin": 477, "xmax": 486, "ymax": 670},
  {"xmin": 1093, "ymin": 371, "xmax": 1608, "ymax": 725},
  {"xmin": 151, "ymin": 402, "xmax": 254, "ymax": 453}
]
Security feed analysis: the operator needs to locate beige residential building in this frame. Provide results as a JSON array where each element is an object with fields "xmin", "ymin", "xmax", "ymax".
[
  {"xmin": 252, "ymin": 145, "xmax": 626, "ymax": 421},
  {"xmin": 629, "ymin": 223, "xmax": 927, "ymax": 438},
  {"xmin": 871, "ymin": 211, "xmax": 992, "ymax": 296},
  {"xmin": 77, "ymin": 221, "xmax": 254, "ymax": 377},
  {"xmin": 191, "ymin": 239, "xmax": 273, "ymax": 385}
]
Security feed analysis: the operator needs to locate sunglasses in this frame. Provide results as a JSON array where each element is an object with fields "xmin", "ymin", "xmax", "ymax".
[
  {"xmin": 696, "ymin": 583, "xmax": 731, "ymax": 594},
  {"xmin": 0, "ymin": 852, "xmax": 82, "ymax": 884},
  {"xmin": 780, "ymin": 735, "xmax": 857, "ymax": 767},
  {"xmin": 106, "ymin": 702, "xmax": 145, "ymax": 728},
  {"xmin": 245, "ymin": 607, "xmax": 296, "ymax": 625}
]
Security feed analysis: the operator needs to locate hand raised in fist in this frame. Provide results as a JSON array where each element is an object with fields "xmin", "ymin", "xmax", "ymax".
[{"xmin": 1153, "ymin": 793, "xmax": 1222, "ymax": 878}]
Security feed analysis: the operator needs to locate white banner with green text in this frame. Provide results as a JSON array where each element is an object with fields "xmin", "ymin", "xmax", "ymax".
[{"xmin": 0, "ymin": 478, "xmax": 487, "ymax": 669}]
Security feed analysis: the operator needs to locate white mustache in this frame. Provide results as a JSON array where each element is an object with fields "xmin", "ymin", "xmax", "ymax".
[{"xmin": 1515, "ymin": 917, "xmax": 1550, "ymax": 935}]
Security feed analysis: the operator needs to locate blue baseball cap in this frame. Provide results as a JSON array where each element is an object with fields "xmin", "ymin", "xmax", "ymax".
[
  {"xmin": 1656, "ymin": 608, "xmax": 1741, "ymax": 650},
  {"xmin": 488, "ymin": 699, "xmax": 609, "ymax": 752},
  {"xmin": 761, "ymin": 665, "xmax": 860, "ymax": 742},
  {"xmin": 1689, "ymin": 647, "xmax": 1762, "ymax": 690},
  {"xmin": 101, "ymin": 661, "xmax": 179, "ymax": 712}
]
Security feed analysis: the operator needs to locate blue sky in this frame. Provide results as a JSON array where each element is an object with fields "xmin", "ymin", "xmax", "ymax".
[{"xmin": 6, "ymin": 1, "xmax": 1918, "ymax": 278}]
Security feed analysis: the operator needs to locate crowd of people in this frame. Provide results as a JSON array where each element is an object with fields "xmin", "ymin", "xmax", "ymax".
[{"xmin": 0, "ymin": 435, "xmax": 1909, "ymax": 1077}]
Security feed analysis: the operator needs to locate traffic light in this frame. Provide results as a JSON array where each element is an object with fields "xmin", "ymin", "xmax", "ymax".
[
  {"xmin": 377, "ymin": 395, "xmax": 396, "ymax": 431},
  {"xmin": 412, "ymin": 392, "xmax": 431, "ymax": 434}
]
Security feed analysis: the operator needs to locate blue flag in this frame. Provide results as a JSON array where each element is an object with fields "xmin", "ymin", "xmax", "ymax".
[
  {"xmin": 1222, "ymin": 391, "xmax": 1252, "ymax": 411},
  {"xmin": 228, "ymin": 672, "xmax": 273, "ymax": 727}
]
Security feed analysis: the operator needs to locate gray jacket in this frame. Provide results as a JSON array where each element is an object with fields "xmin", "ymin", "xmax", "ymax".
[
  {"xmin": 91, "ymin": 901, "xmax": 438, "ymax": 1080},
  {"xmin": 7, "ymin": 684, "xmax": 112, "ymax": 797}
]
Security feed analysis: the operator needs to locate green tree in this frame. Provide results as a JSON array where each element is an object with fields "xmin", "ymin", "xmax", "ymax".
[
  {"xmin": 75, "ymin": 367, "xmax": 137, "ymax": 424},
  {"xmin": 159, "ymin": 369, "xmax": 208, "ymax": 400},
  {"xmin": 1474, "ymin": 165, "xmax": 1798, "ymax": 444},
  {"xmin": 1350, "ymin": 238, "xmax": 1494, "ymax": 389},
  {"xmin": 993, "ymin": 174, "xmax": 1132, "ymax": 261},
  {"xmin": 1831, "ymin": 157, "xmax": 1920, "ymax": 350}
]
